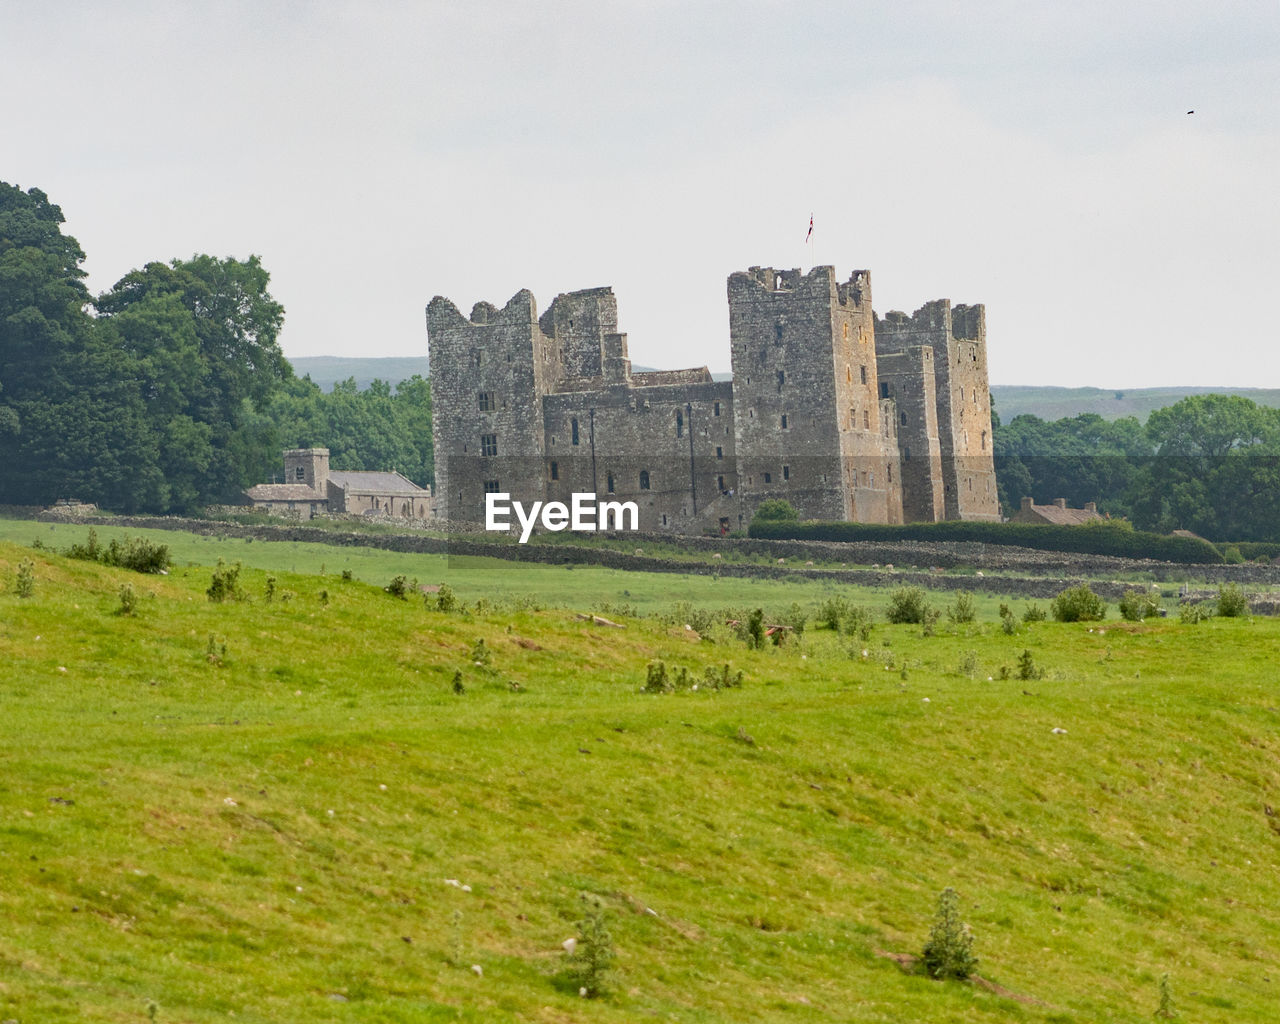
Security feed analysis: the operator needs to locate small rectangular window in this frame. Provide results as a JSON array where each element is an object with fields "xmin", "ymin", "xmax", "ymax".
[
  {"xmin": 764, "ymin": 472, "xmax": 772, "ymax": 484},
  {"xmin": 900, "ymin": 411, "xmax": 907, "ymax": 426},
  {"xmin": 477, "ymin": 392, "xmax": 494, "ymax": 411},
  {"xmin": 549, "ymin": 461, "xmax": 559, "ymax": 480},
  {"xmin": 781, "ymin": 414, "xmax": 788, "ymax": 429},
  {"xmin": 571, "ymin": 418, "xmax": 580, "ymax": 445},
  {"xmin": 639, "ymin": 470, "xmax": 650, "ymax": 490},
  {"xmin": 480, "ymin": 433, "xmax": 498, "ymax": 456},
  {"xmin": 676, "ymin": 411, "xmax": 684, "ymax": 437},
  {"xmin": 483, "ymin": 479, "xmax": 500, "ymax": 493},
  {"xmin": 860, "ymin": 365, "xmax": 867, "ymax": 385},
  {"xmin": 782, "ymin": 465, "xmax": 789, "ymax": 480},
  {"xmin": 714, "ymin": 401, "xmax": 721, "ymax": 417},
  {"xmin": 863, "ymin": 409, "xmax": 870, "ymax": 430},
  {"xmin": 716, "ymin": 446, "xmax": 723, "ymax": 459}
]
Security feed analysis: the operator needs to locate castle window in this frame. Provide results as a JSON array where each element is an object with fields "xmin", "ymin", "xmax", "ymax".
[
  {"xmin": 550, "ymin": 461, "xmax": 559, "ymax": 480},
  {"xmin": 662, "ymin": 514, "xmax": 667, "ymax": 526},
  {"xmin": 472, "ymin": 349, "xmax": 484, "ymax": 367},
  {"xmin": 904, "ymin": 447, "xmax": 911, "ymax": 460},
  {"xmin": 764, "ymin": 472, "xmax": 772, "ymax": 484},
  {"xmin": 783, "ymin": 465, "xmax": 789, "ymax": 481},
  {"xmin": 477, "ymin": 391, "xmax": 494, "ymax": 411},
  {"xmin": 981, "ymin": 431, "xmax": 987, "ymax": 451},
  {"xmin": 774, "ymin": 323, "xmax": 784, "ymax": 344},
  {"xmin": 483, "ymin": 480, "xmax": 500, "ymax": 493},
  {"xmin": 639, "ymin": 470, "xmax": 650, "ymax": 490},
  {"xmin": 849, "ymin": 408, "xmax": 855, "ymax": 430},
  {"xmin": 295, "ymin": 466, "xmax": 305, "ymax": 481},
  {"xmin": 846, "ymin": 367, "xmax": 852, "ymax": 383},
  {"xmin": 480, "ymin": 433, "xmax": 498, "ymax": 456},
  {"xmin": 901, "ymin": 411, "xmax": 907, "ymax": 426},
  {"xmin": 777, "ymin": 370, "xmax": 785, "ymax": 391},
  {"xmin": 863, "ymin": 409, "xmax": 870, "ymax": 430},
  {"xmin": 870, "ymin": 472, "xmax": 875, "ymax": 488},
  {"xmin": 607, "ymin": 473, "xmax": 615, "ymax": 494},
  {"xmin": 716, "ymin": 446, "xmax": 723, "ymax": 459},
  {"xmin": 887, "ymin": 463, "xmax": 893, "ymax": 483},
  {"xmin": 860, "ymin": 365, "xmax": 868, "ymax": 385},
  {"xmin": 676, "ymin": 411, "xmax": 684, "ymax": 437},
  {"xmin": 571, "ymin": 418, "xmax": 579, "ymax": 445},
  {"xmin": 843, "ymin": 322, "xmax": 850, "ymax": 341},
  {"xmin": 717, "ymin": 474, "xmax": 725, "ymax": 491},
  {"xmin": 879, "ymin": 382, "xmax": 890, "ymax": 399},
  {"xmin": 781, "ymin": 414, "xmax": 788, "ymax": 429},
  {"xmin": 714, "ymin": 401, "xmax": 721, "ymax": 417}
]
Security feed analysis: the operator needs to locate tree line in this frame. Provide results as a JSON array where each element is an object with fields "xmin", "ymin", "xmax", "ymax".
[
  {"xmin": 994, "ymin": 394, "xmax": 1280, "ymax": 542},
  {"xmin": 0, "ymin": 182, "xmax": 432, "ymax": 514}
]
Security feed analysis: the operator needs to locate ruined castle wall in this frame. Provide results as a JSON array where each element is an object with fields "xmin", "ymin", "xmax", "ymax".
[
  {"xmin": 729, "ymin": 266, "xmax": 900, "ymax": 524},
  {"xmin": 541, "ymin": 379, "xmax": 737, "ymax": 532},
  {"xmin": 538, "ymin": 287, "xmax": 618, "ymax": 381},
  {"xmin": 426, "ymin": 291, "xmax": 553, "ymax": 523},
  {"xmin": 876, "ymin": 301, "xmax": 999, "ymax": 522},
  {"xmin": 876, "ymin": 347, "xmax": 944, "ymax": 522}
]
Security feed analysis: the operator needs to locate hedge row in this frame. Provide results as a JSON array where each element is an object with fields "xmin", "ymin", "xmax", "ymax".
[
  {"xmin": 747, "ymin": 519, "xmax": 1225, "ymax": 564},
  {"xmin": 1219, "ymin": 541, "xmax": 1280, "ymax": 561}
]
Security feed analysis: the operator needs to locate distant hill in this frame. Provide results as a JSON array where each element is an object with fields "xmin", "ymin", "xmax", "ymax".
[
  {"xmin": 288, "ymin": 355, "xmax": 729, "ymax": 392},
  {"xmin": 289, "ymin": 356, "xmax": 431, "ymax": 392},
  {"xmin": 991, "ymin": 386, "xmax": 1280, "ymax": 423},
  {"xmin": 288, "ymin": 359, "xmax": 1277, "ymax": 422}
]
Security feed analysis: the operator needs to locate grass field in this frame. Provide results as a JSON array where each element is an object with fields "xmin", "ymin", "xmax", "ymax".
[{"xmin": 1, "ymin": 532, "xmax": 1279, "ymax": 1022}]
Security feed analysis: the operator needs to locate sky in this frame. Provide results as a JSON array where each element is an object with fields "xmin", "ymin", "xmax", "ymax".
[{"xmin": 4, "ymin": 0, "xmax": 1278, "ymax": 387}]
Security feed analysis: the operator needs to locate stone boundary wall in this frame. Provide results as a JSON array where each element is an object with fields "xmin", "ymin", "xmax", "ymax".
[{"xmin": 31, "ymin": 511, "xmax": 1280, "ymax": 608}]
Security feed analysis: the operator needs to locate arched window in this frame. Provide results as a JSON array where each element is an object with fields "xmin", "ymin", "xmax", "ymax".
[{"xmin": 639, "ymin": 470, "xmax": 650, "ymax": 490}]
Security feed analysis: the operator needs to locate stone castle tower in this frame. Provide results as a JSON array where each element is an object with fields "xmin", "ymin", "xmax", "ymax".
[{"xmin": 426, "ymin": 264, "xmax": 999, "ymax": 533}]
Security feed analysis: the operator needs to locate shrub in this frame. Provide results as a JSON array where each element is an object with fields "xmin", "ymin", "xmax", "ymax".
[
  {"xmin": 780, "ymin": 601, "xmax": 807, "ymax": 635},
  {"xmin": 1118, "ymin": 588, "xmax": 1159, "ymax": 622},
  {"xmin": 565, "ymin": 893, "xmax": 614, "ymax": 998},
  {"xmin": 1179, "ymin": 602, "xmax": 1207, "ymax": 624},
  {"xmin": 1222, "ymin": 545, "xmax": 1244, "ymax": 564},
  {"xmin": 842, "ymin": 605, "xmax": 875, "ymax": 642},
  {"xmin": 946, "ymin": 591, "xmax": 976, "ymax": 624},
  {"xmin": 1216, "ymin": 583, "xmax": 1247, "ymax": 618},
  {"xmin": 470, "ymin": 638, "xmax": 491, "ymax": 667},
  {"xmin": 103, "ymin": 537, "xmax": 170, "ymax": 574},
  {"xmin": 341, "ymin": 568, "xmax": 354, "ymax": 582},
  {"xmin": 999, "ymin": 606, "xmax": 1018, "ymax": 635},
  {"xmin": 385, "ymin": 575, "xmax": 410, "ymax": 599},
  {"xmin": 436, "ymin": 583, "xmax": 458, "ymax": 612},
  {"xmin": 1017, "ymin": 649, "xmax": 1044, "ymax": 681},
  {"xmin": 642, "ymin": 661, "xmax": 671, "ymax": 694},
  {"xmin": 116, "ymin": 582, "xmax": 137, "ymax": 616},
  {"xmin": 817, "ymin": 595, "xmax": 851, "ymax": 631},
  {"xmin": 206, "ymin": 560, "xmax": 243, "ymax": 603},
  {"xmin": 921, "ymin": 887, "xmax": 977, "ymax": 981},
  {"xmin": 1022, "ymin": 603, "xmax": 1047, "ymax": 623},
  {"xmin": 958, "ymin": 651, "xmax": 978, "ymax": 678},
  {"xmin": 886, "ymin": 587, "xmax": 931, "ymax": 625},
  {"xmin": 15, "ymin": 558, "xmax": 35, "ymax": 598},
  {"xmin": 746, "ymin": 608, "xmax": 766, "ymax": 650},
  {"xmin": 1051, "ymin": 583, "xmax": 1106, "ymax": 622},
  {"xmin": 264, "ymin": 576, "xmax": 277, "ymax": 602},
  {"xmin": 751, "ymin": 499, "xmax": 798, "ymax": 523},
  {"xmin": 1154, "ymin": 972, "xmax": 1178, "ymax": 1020}
]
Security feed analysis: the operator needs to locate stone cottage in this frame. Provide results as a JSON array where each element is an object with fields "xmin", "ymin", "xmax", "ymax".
[{"xmin": 244, "ymin": 448, "xmax": 433, "ymax": 520}]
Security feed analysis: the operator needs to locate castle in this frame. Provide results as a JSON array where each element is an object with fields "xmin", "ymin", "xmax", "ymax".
[{"xmin": 426, "ymin": 265, "xmax": 999, "ymax": 534}]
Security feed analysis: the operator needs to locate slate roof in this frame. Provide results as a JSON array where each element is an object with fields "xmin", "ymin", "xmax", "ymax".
[
  {"xmin": 244, "ymin": 483, "xmax": 325, "ymax": 502},
  {"xmin": 1012, "ymin": 501, "xmax": 1104, "ymax": 526},
  {"xmin": 328, "ymin": 470, "xmax": 429, "ymax": 495}
]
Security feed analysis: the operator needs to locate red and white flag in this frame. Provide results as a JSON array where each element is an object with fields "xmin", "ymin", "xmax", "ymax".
[{"xmin": 805, "ymin": 214, "xmax": 813, "ymax": 243}]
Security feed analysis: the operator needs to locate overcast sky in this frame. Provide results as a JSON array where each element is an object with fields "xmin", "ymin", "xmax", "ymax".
[{"xmin": 5, "ymin": 0, "xmax": 1278, "ymax": 387}]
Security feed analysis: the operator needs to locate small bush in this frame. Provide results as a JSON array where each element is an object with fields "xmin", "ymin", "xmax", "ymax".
[
  {"xmin": 643, "ymin": 661, "xmax": 672, "ymax": 694},
  {"xmin": 15, "ymin": 558, "xmax": 35, "ymax": 598},
  {"xmin": 385, "ymin": 575, "xmax": 410, "ymax": 599},
  {"xmin": 1017, "ymin": 649, "xmax": 1044, "ymax": 681},
  {"xmin": 842, "ymin": 605, "xmax": 875, "ymax": 642},
  {"xmin": 817, "ymin": 595, "xmax": 851, "ymax": 631},
  {"xmin": 341, "ymin": 568, "xmax": 354, "ymax": 582},
  {"xmin": 1222, "ymin": 545, "xmax": 1245, "ymax": 565},
  {"xmin": 780, "ymin": 601, "xmax": 807, "ymax": 635},
  {"xmin": 745, "ymin": 608, "xmax": 766, "ymax": 650},
  {"xmin": 116, "ymin": 582, "xmax": 138, "ymax": 616},
  {"xmin": 103, "ymin": 536, "xmax": 170, "ymax": 574},
  {"xmin": 946, "ymin": 591, "xmax": 977, "ymax": 625},
  {"xmin": 1179, "ymin": 602, "xmax": 1207, "ymax": 624},
  {"xmin": 999, "ymin": 606, "xmax": 1018, "ymax": 635},
  {"xmin": 1216, "ymin": 583, "xmax": 1247, "ymax": 618},
  {"xmin": 1051, "ymin": 583, "xmax": 1106, "ymax": 622},
  {"xmin": 958, "ymin": 651, "xmax": 978, "ymax": 678},
  {"xmin": 921, "ymin": 887, "xmax": 977, "ymax": 981},
  {"xmin": 1021, "ymin": 603, "xmax": 1047, "ymax": 623},
  {"xmin": 206, "ymin": 560, "xmax": 243, "ymax": 603},
  {"xmin": 565, "ymin": 893, "xmax": 615, "ymax": 998},
  {"xmin": 436, "ymin": 583, "xmax": 458, "ymax": 613},
  {"xmin": 1154, "ymin": 972, "xmax": 1178, "ymax": 1020},
  {"xmin": 921, "ymin": 605, "xmax": 941, "ymax": 637},
  {"xmin": 1118, "ymin": 588, "xmax": 1159, "ymax": 622},
  {"xmin": 886, "ymin": 587, "xmax": 931, "ymax": 625},
  {"xmin": 264, "ymin": 575, "xmax": 277, "ymax": 602},
  {"xmin": 470, "ymin": 638, "xmax": 491, "ymax": 667},
  {"xmin": 751, "ymin": 499, "xmax": 798, "ymax": 523}
]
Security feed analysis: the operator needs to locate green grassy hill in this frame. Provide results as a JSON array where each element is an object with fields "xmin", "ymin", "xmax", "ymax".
[
  {"xmin": 991, "ymin": 385, "xmax": 1280, "ymax": 423},
  {"xmin": 1, "ymin": 536, "xmax": 1278, "ymax": 1022}
]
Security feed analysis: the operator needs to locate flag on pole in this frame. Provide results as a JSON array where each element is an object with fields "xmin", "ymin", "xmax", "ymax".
[{"xmin": 805, "ymin": 214, "xmax": 813, "ymax": 243}]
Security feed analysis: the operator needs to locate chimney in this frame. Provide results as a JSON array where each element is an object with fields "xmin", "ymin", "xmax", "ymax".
[
  {"xmin": 1084, "ymin": 502, "xmax": 1097, "ymax": 513},
  {"xmin": 1053, "ymin": 498, "xmax": 1067, "ymax": 508},
  {"xmin": 1021, "ymin": 496, "xmax": 1033, "ymax": 510}
]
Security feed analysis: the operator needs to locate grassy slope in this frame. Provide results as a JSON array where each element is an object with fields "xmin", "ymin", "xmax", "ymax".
[{"xmin": 1, "ymin": 539, "xmax": 1279, "ymax": 1023}]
